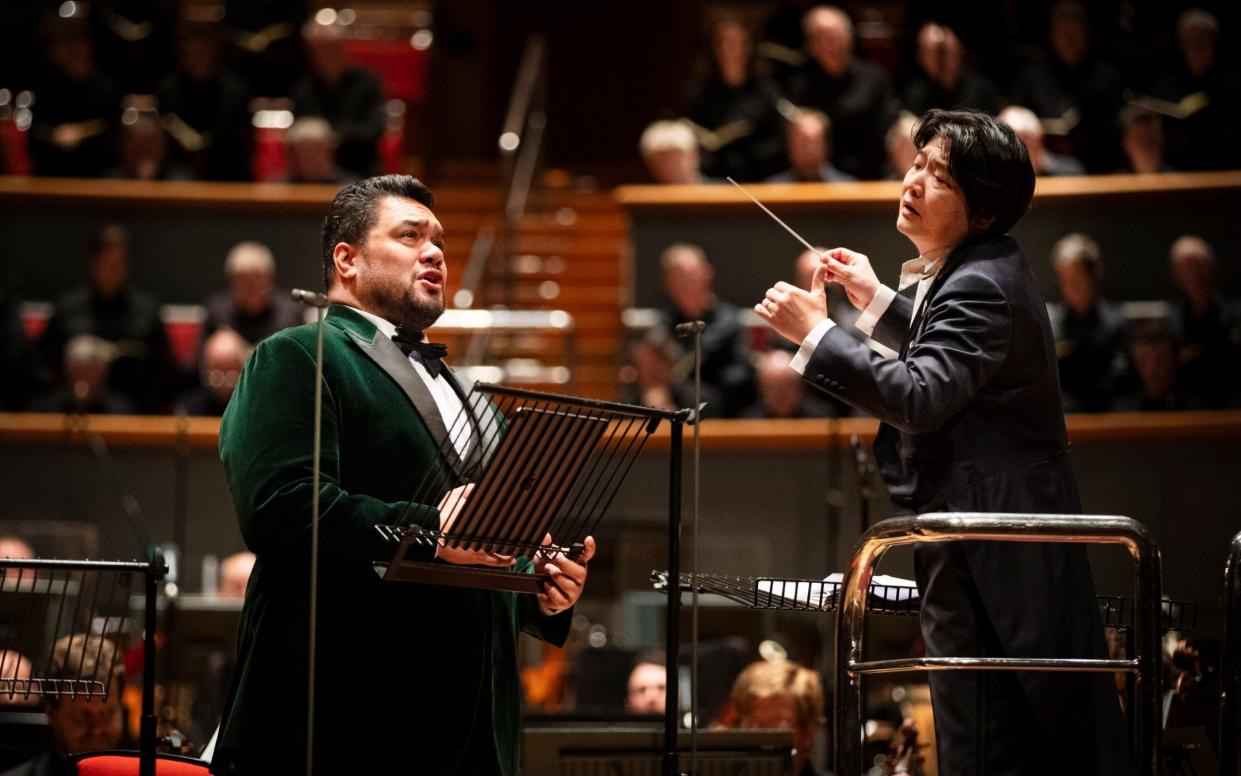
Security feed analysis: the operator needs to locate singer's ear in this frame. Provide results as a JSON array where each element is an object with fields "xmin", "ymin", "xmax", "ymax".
[{"xmin": 332, "ymin": 242, "xmax": 360, "ymax": 284}]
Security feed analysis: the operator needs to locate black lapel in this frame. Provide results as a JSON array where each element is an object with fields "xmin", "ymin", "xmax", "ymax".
[
  {"xmin": 346, "ymin": 328, "xmax": 471, "ymax": 478},
  {"xmin": 898, "ymin": 248, "xmax": 971, "ymax": 360}
]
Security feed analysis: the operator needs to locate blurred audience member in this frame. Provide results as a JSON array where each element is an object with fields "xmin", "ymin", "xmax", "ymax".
[
  {"xmin": 740, "ymin": 350, "xmax": 837, "ymax": 419},
  {"xmin": 1119, "ymin": 106, "xmax": 1175, "ymax": 174},
  {"xmin": 0, "ymin": 537, "xmax": 38, "ymax": 592},
  {"xmin": 105, "ymin": 113, "xmax": 190, "ymax": 181},
  {"xmin": 625, "ymin": 650, "xmax": 666, "ymax": 714},
  {"xmin": 223, "ymin": 0, "xmax": 306, "ymax": 97},
  {"xmin": 791, "ymin": 6, "xmax": 896, "ymax": 180},
  {"xmin": 902, "ymin": 22, "xmax": 1000, "ymax": 116},
  {"xmin": 630, "ymin": 244, "xmax": 755, "ymax": 417},
  {"xmin": 38, "ymin": 225, "xmax": 173, "ymax": 413},
  {"xmin": 0, "ymin": 537, "xmax": 34, "ymax": 560},
  {"xmin": 766, "ymin": 110, "xmax": 855, "ymax": 183},
  {"xmin": 882, "ymin": 112, "xmax": 918, "ymax": 180},
  {"xmin": 721, "ymin": 659, "xmax": 826, "ymax": 776},
  {"xmin": 293, "ymin": 19, "xmax": 386, "ymax": 180},
  {"xmin": 218, "ymin": 550, "xmax": 257, "ymax": 598},
  {"xmin": 640, "ymin": 121, "xmax": 707, "ymax": 184},
  {"xmin": 0, "ymin": 635, "xmax": 125, "ymax": 776},
  {"xmin": 33, "ymin": 334, "xmax": 136, "ymax": 415},
  {"xmin": 1052, "ymin": 233, "xmax": 1132, "ymax": 412},
  {"xmin": 0, "ymin": 290, "xmax": 34, "ymax": 410},
  {"xmin": 1151, "ymin": 10, "xmax": 1241, "ymax": 172},
  {"xmin": 1010, "ymin": 1, "xmax": 1124, "ymax": 172},
  {"xmin": 177, "ymin": 329, "xmax": 251, "ymax": 416},
  {"xmin": 92, "ymin": 0, "xmax": 173, "ymax": 93},
  {"xmin": 684, "ymin": 16, "xmax": 787, "ymax": 183},
  {"xmin": 202, "ymin": 241, "xmax": 302, "ymax": 346},
  {"xmin": 284, "ymin": 117, "xmax": 351, "ymax": 184},
  {"xmin": 1112, "ymin": 319, "xmax": 1205, "ymax": 412},
  {"xmin": 1168, "ymin": 235, "xmax": 1241, "ymax": 408},
  {"xmin": 156, "ymin": 20, "xmax": 252, "ymax": 181},
  {"xmin": 29, "ymin": 14, "xmax": 120, "ymax": 178},
  {"xmin": 999, "ymin": 105, "xmax": 1086, "ymax": 176}
]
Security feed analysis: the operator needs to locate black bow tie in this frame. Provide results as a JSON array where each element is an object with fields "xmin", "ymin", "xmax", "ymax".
[{"xmin": 392, "ymin": 327, "xmax": 449, "ymax": 378}]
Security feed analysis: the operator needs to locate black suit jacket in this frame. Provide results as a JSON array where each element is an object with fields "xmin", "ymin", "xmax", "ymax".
[{"xmin": 802, "ymin": 236, "xmax": 1128, "ymax": 774}]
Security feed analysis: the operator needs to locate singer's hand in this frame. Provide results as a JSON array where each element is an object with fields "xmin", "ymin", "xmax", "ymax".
[
  {"xmin": 754, "ymin": 277, "xmax": 828, "ymax": 344},
  {"xmin": 436, "ymin": 483, "xmax": 515, "ymax": 567},
  {"xmin": 821, "ymin": 247, "xmax": 880, "ymax": 310},
  {"xmin": 536, "ymin": 535, "xmax": 596, "ymax": 616}
]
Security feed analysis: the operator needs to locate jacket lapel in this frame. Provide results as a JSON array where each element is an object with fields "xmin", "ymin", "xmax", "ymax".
[
  {"xmin": 346, "ymin": 327, "xmax": 471, "ymax": 478},
  {"xmin": 898, "ymin": 246, "xmax": 972, "ymax": 360}
]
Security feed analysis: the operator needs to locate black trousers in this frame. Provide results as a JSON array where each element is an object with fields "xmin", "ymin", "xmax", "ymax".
[{"xmin": 915, "ymin": 540, "xmax": 1132, "ymax": 776}]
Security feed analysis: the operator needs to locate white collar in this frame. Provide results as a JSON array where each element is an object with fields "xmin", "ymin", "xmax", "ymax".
[
  {"xmin": 897, "ymin": 250, "xmax": 951, "ymax": 292},
  {"xmin": 345, "ymin": 305, "xmax": 399, "ymax": 340}
]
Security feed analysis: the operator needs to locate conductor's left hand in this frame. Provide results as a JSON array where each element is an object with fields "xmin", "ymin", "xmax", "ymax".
[
  {"xmin": 754, "ymin": 273, "xmax": 829, "ymax": 344},
  {"xmin": 537, "ymin": 535, "xmax": 596, "ymax": 616}
]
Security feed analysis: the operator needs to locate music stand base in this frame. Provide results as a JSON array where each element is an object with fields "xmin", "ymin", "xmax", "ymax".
[{"xmin": 380, "ymin": 561, "xmax": 549, "ymax": 594}]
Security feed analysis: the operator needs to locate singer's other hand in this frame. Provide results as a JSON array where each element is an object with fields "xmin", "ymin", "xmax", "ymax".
[
  {"xmin": 821, "ymin": 247, "xmax": 880, "ymax": 309},
  {"xmin": 754, "ymin": 279, "xmax": 828, "ymax": 344},
  {"xmin": 538, "ymin": 536, "xmax": 596, "ymax": 616},
  {"xmin": 436, "ymin": 483, "xmax": 515, "ymax": 567}
]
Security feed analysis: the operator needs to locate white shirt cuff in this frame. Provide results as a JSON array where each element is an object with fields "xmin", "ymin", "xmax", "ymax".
[
  {"xmin": 854, "ymin": 285, "xmax": 896, "ymax": 337},
  {"xmin": 789, "ymin": 319, "xmax": 836, "ymax": 375}
]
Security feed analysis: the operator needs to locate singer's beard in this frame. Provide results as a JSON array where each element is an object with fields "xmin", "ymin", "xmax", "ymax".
[{"xmin": 366, "ymin": 277, "xmax": 444, "ymax": 331}]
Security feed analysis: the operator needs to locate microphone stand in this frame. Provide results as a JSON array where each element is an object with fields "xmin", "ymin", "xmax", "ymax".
[
  {"xmin": 674, "ymin": 319, "xmax": 704, "ymax": 776},
  {"xmin": 850, "ymin": 434, "xmax": 875, "ymax": 535},
  {"xmin": 291, "ymin": 288, "xmax": 329, "ymax": 776}
]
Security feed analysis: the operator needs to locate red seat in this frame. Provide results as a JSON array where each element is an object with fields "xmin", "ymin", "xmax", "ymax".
[{"xmin": 73, "ymin": 752, "xmax": 211, "ymax": 775}]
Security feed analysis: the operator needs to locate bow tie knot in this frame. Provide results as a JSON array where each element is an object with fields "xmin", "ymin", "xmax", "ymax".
[{"xmin": 392, "ymin": 327, "xmax": 449, "ymax": 378}]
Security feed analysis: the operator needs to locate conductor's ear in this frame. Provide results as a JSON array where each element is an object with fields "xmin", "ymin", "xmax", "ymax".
[
  {"xmin": 332, "ymin": 242, "xmax": 361, "ymax": 285},
  {"xmin": 971, "ymin": 212, "xmax": 996, "ymax": 235}
]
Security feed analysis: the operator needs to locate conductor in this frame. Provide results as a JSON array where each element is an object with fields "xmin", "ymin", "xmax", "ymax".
[{"xmin": 756, "ymin": 109, "xmax": 1129, "ymax": 775}]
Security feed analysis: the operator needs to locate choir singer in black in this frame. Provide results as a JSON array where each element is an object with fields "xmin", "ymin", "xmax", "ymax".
[{"xmin": 755, "ymin": 109, "xmax": 1129, "ymax": 776}]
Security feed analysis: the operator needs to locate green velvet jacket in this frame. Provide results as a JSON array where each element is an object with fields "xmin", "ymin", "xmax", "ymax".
[{"xmin": 212, "ymin": 304, "xmax": 570, "ymax": 775}]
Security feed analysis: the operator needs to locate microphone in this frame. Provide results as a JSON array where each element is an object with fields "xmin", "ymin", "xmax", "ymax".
[
  {"xmin": 291, "ymin": 288, "xmax": 329, "ymax": 308},
  {"xmin": 675, "ymin": 321, "xmax": 705, "ymax": 337}
]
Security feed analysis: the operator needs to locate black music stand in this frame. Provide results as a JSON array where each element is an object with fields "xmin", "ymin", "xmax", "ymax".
[
  {"xmin": 376, "ymin": 383, "xmax": 685, "ymax": 595},
  {"xmin": 0, "ymin": 555, "xmax": 166, "ymax": 776}
]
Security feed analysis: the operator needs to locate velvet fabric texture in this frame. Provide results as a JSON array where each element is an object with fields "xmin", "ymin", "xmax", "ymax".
[{"xmin": 212, "ymin": 305, "xmax": 569, "ymax": 775}]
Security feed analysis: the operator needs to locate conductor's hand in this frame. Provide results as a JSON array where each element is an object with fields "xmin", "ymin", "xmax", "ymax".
[
  {"xmin": 536, "ymin": 535, "xmax": 596, "ymax": 616},
  {"xmin": 435, "ymin": 483, "xmax": 516, "ymax": 567},
  {"xmin": 821, "ymin": 247, "xmax": 880, "ymax": 310},
  {"xmin": 754, "ymin": 276, "xmax": 828, "ymax": 345}
]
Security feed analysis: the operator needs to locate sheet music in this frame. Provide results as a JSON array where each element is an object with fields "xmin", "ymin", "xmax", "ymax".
[{"xmin": 754, "ymin": 572, "xmax": 919, "ymax": 608}]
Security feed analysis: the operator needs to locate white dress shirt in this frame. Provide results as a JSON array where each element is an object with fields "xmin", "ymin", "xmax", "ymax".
[{"xmin": 348, "ymin": 306, "xmax": 472, "ymax": 462}]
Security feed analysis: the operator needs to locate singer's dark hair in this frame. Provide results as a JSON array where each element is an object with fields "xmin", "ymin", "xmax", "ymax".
[
  {"xmin": 320, "ymin": 175, "xmax": 435, "ymax": 290},
  {"xmin": 912, "ymin": 109, "xmax": 1035, "ymax": 238}
]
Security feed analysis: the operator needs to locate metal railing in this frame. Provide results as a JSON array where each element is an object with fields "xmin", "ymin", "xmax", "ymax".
[
  {"xmin": 429, "ymin": 308, "xmax": 576, "ymax": 389},
  {"xmin": 833, "ymin": 513, "xmax": 1163, "ymax": 776},
  {"xmin": 456, "ymin": 34, "xmax": 549, "ymax": 315},
  {"xmin": 1222, "ymin": 529, "xmax": 1241, "ymax": 776}
]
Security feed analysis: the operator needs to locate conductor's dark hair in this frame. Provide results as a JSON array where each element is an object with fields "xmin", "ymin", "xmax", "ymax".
[
  {"xmin": 913, "ymin": 109, "xmax": 1035, "ymax": 238},
  {"xmin": 320, "ymin": 175, "xmax": 435, "ymax": 290}
]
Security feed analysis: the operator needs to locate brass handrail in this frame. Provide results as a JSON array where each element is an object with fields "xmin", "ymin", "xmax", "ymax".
[{"xmin": 833, "ymin": 513, "xmax": 1163, "ymax": 776}]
